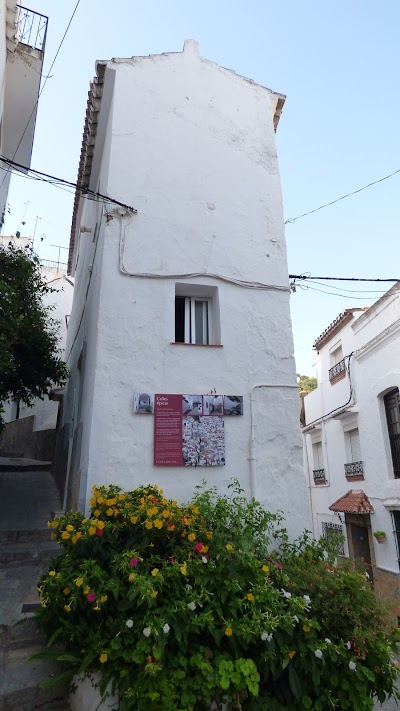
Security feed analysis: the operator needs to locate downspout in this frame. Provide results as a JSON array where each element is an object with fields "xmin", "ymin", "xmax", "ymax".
[{"xmin": 249, "ymin": 383, "xmax": 300, "ymax": 500}]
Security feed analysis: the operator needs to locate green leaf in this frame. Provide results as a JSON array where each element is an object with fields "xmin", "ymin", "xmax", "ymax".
[
  {"xmin": 39, "ymin": 670, "xmax": 74, "ymax": 690},
  {"xmin": 289, "ymin": 664, "xmax": 303, "ymax": 700},
  {"xmin": 301, "ymin": 695, "xmax": 313, "ymax": 709},
  {"xmin": 56, "ymin": 654, "xmax": 80, "ymax": 663}
]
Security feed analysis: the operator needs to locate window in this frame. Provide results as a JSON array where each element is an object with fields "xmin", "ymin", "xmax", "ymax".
[
  {"xmin": 175, "ymin": 296, "xmax": 210, "ymax": 344},
  {"xmin": 347, "ymin": 428, "xmax": 361, "ymax": 462},
  {"xmin": 330, "ymin": 344, "xmax": 343, "ymax": 367},
  {"xmin": 322, "ymin": 521, "xmax": 345, "ymax": 556},
  {"xmin": 344, "ymin": 427, "xmax": 363, "ymax": 477},
  {"xmin": 384, "ymin": 389, "xmax": 400, "ymax": 478},
  {"xmin": 174, "ymin": 284, "xmax": 220, "ymax": 345},
  {"xmin": 312, "ymin": 441, "xmax": 323, "ymax": 470},
  {"xmin": 329, "ymin": 342, "xmax": 346, "ymax": 383},
  {"xmin": 392, "ymin": 511, "xmax": 400, "ymax": 566}
]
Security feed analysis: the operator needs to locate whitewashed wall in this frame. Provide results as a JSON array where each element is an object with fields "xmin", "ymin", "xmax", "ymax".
[{"xmin": 65, "ymin": 41, "xmax": 311, "ymax": 539}]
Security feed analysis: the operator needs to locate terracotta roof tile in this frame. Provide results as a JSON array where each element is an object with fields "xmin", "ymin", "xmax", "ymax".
[
  {"xmin": 329, "ymin": 490, "xmax": 374, "ymax": 514},
  {"xmin": 313, "ymin": 308, "xmax": 368, "ymax": 351}
]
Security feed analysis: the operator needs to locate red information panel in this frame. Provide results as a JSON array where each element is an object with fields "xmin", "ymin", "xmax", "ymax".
[{"xmin": 154, "ymin": 394, "xmax": 183, "ymax": 466}]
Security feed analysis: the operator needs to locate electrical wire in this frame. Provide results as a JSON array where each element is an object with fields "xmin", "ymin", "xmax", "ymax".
[
  {"xmin": 298, "ymin": 284, "xmax": 375, "ymax": 300},
  {"xmin": 303, "ymin": 353, "xmax": 354, "ymax": 429},
  {"xmin": 0, "ymin": 0, "xmax": 82, "ymax": 191},
  {"xmin": 285, "ymin": 168, "xmax": 400, "ymax": 224},
  {"xmin": 303, "ymin": 279, "xmax": 388, "ymax": 294},
  {"xmin": 289, "ymin": 274, "xmax": 400, "ymax": 283}
]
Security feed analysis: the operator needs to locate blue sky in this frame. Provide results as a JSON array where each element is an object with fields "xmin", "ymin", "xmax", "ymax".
[{"xmin": 4, "ymin": 0, "xmax": 400, "ymax": 374}]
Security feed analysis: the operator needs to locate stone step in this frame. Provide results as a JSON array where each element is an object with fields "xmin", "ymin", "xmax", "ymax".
[
  {"xmin": 0, "ymin": 540, "xmax": 59, "ymax": 567},
  {"xmin": 0, "ymin": 528, "xmax": 55, "ymax": 544},
  {"xmin": 0, "ymin": 643, "xmax": 70, "ymax": 711},
  {"xmin": 1, "ymin": 618, "xmax": 45, "ymax": 651}
]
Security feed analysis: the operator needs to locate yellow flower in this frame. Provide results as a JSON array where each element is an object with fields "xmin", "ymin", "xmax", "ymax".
[
  {"xmin": 129, "ymin": 572, "xmax": 136, "ymax": 582},
  {"xmin": 93, "ymin": 605, "xmax": 101, "ymax": 611},
  {"xmin": 246, "ymin": 593, "xmax": 255, "ymax": 601},
  {"xmin": 61, "ymin": 531, "xmax": 70, "ymax": 540},
  {"xmin": 262, "ymin": 565, "xmax": 270, "ymax": 574},
  {"xmin": 150, "ymin": 590, "xmax": 158, "ymax": 598},
  {"xmin": 225, "ymin": 626, "xmax": 233, "ymax": 637},
  {"xmin": 130, "ymin": 516, "xmax": 138, "ymax": 524},
  {"xmin": 190, "ymin": 505, "xmax": 200, "ymax": 515},
  {"xmin": 226, "ymin": 544, "xmax": 233, "ymax": 551},
  {"xmin": 83, "ymin": 585, "xmax": 90, "ymax": 595},
  {"xmin": 118, "ymin": 493, "xmax": 126, "ymax": 500},
  {"xmin": 161, "ymin": 509, "xmax": 171, "ymax": 519},
  {"xmin": 48, "ymin": 570, "xmax": 56, "ymax": 577},
  {"xmin": 151, "ymin": 568, "xmax": 159, "ymax": 577},
  {"xmin": 99, "ymin": 653, "xmax": 108, "ymax": 663},
  {"xmin": 153, "ymin": 519, "xmax": 163, "ymax": 529},
  {"xmin": 49, "ymin": 520, "xmax": 59, "ymax": 528},
  {"xmin": 145, "ymin": 520, "xmax": 153, "ymax": 530},
  {"xmin": 64, "ymin": 604, "xmax": 71, "ymax": 612},
  {"xmin": 88, "ymin": 526, "xmax": 96, "ymax": 535},
  {"xmin": 188, "ymin": 533, "xmax": 196, "ymax": 542},
  {"xmin": 100, "ymin": 595, "xmax": 108, "ymax": 603},
  {"xmin": 288, "ymin": 651, "xmax": 296, "ymax": 659},
  {"xmin": 97, "ymin": 497, "xmax": 104, "ymax": 504},
  {"xmin": 167, "ymin": 523, "xmax": 175, "ymax": 531},
  {"xmin": 71, "ymin": 535, "xmax": 77, "ymax": 544},
  {"xmin": 181, "ymin": 530, "xmax": 187, "ymax": 538},
  {"xmin": 89, "ymin": 497, "xmax": 96, "ymax": 507},
  {"xmin": 147, "ymin": 507, "xmax": 158, "ymax": 517},
  {"xmin": 66, "ymin": 524, "xmax": 74, "ymax": 532},
  {"xmin": 63, "ymin": 587, "xmax": 71, "ymax": 595},
  {"xmin": 303, "ymin": 624, "xmax": 310, "ymax": 632},
  {"xmin": 180, "ymin": 562, "xmax": 187, "ymax": 576},
  {"xmin": 106, "ymin": 508, "xmax": 114, "ymax": 516},
  {"xmin": 75, "ymin": 577, "xmax": 84, "ymax": 587},
  {"xmin": 206, "ymin": 531, "xmax": 213, "ymax": 540},
  {"xmin": 50, "ymin": 532, "xmax": 56, "ymax": 540},
  {"xmin": 96, "ymin": 520, "xmax": 105, "ymax": 530},
  {"xmin": 82, "ymin": 518, "xmax": 88, "ymax": 524},
  {"xmin": 94, "ymin": 509, "xmax": 101, "ymax": 517}
]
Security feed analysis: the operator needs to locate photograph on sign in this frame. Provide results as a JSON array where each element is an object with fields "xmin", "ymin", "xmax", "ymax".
[
  {"xmin": 133, "ymin": 392, "xmax": 154, "ymax": 414},
  {"xmin": 183, "ymin": 416, "xmax": 225, "ymax": 466},
  {"xmin": 223, "ymin": 396, "xmax": 244, "ymax": 416},
  {"xmin": 182, "ymin": 394, "xmax": 203, "ymax": 416},
  {"xmin": 203, "ymin": 395, "xmax": 223, "ymax": 416}
]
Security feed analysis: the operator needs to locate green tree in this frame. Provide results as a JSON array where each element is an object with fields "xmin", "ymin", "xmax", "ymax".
[
  {"xmin": 0, "ymin": 244, "xmax": 68, "ymax": 428},
  {"xmin": 297, "ymin": 374, "xmax": 317, "ymax": 393}
]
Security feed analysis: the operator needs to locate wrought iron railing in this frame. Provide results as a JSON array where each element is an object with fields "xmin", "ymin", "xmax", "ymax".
[
  {"xmin": 389, "ymin": 433, "xmax": 400, "ymax": 479},
  {"xmin": 329, "ymin": 358, "xmax": 346, "ymax": 382},
  {"xmin": 313, "ymin": 468, "xmax": 326, "ymax": 484},
  {"xmin": 344, "ymin": 461, "xmax": 364, "ymax": 476},
  {"xmin": 40, "ymin": 258, "xmax": 67, "ymax": 270},
  {"xmin": 16, "ymin": 6, "xmax": 48, "ymax": 53}
]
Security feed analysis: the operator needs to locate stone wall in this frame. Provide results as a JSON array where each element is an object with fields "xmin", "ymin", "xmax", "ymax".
[{"xmin": 0, "ymin": 416, "xmax": 55, "ymax": 462}]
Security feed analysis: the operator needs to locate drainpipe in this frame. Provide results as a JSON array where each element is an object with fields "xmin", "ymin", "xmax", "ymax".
[{"xmin": 249, "ymin": 383, "xmax": 300, "ymax": 500}]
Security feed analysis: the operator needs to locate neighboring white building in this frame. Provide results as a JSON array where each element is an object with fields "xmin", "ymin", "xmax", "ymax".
[
  {"xmin": 304, "ymin": 288, "xmax": 400, "ymax": 614},
  {"xmin": 61, "ymin": 40, "xmax": 311, "ymax": 538},
  {"xmin": 0, "ymin": 1, "xmax": 47, "ymax": 224},
  {"xmin": 0, "ymin": 234, "xmax": 73, "ymax": 458}
]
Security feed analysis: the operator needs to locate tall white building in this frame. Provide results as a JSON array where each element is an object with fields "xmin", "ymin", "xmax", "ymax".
[
  {"xmin": 61, "ymin": 40, "xmax": 311, "ymax": 538},
  {"xmin": 304, "ymin": 286, "xmax": 400, "ymax": 615},
  {"xmin": 0, "ymin": 1, "xmax": 47, "ymax": 223}
]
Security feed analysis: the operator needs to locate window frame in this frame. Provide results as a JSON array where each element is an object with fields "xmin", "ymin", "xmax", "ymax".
[{"xmin": 384, "ymin": 388, "xmax": 400, "ymax": 479}]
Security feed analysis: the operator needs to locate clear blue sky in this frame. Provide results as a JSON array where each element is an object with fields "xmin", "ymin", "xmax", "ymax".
[{"xmin": 4, "ymin": 0, "xmax": 400, "ymax": 374}]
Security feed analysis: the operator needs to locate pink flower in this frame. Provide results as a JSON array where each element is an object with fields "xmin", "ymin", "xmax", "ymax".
[
  {"xmin": 195, "ymin": 542, "xmax": 204, "ymax": 553},
  {"xmin": 129, "ymin": 557, "xmax": 139, "ymax": 567},
  {"xmin": 95, "ymin": 529, "xmax": 103, "ymax": 537},
  {"xmin": 87, "ymin": 592, "xmax": 96, "ymax": 602},
  {"xmin": 276, "ymin": 562, "xmax": 283, "ymax": 570},
  {"xmin": 151, "ymin": 498, "xmax": 157, "ymax": 504}
]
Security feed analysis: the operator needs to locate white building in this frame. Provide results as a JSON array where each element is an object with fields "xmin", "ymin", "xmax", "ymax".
[
  {"xmin": 0, "ymin": 1, "xmax": 47, "ymax": 224},
  {"xmin": 61, "ymin": 40, "xmax": 311, "ymax": 539},
  {"xmin": 304, "ymin": 287, "xmax": 400, "ymax": 614},
  {"xmin": 0, "ymin": 234, "xmax": 73, "ymax": 460}
]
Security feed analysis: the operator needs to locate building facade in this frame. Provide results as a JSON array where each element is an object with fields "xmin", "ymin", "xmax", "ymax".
[
  {"xmin": 0, "ymin": 1, "xmax": 47, "ymax": 223},
  {"xmin": 61, "ymin": 40, "xmax": 311, "ymax": 539},
  {"xmin": 304, "ymin": 287, "xmax": 400, "ymax": 613}
]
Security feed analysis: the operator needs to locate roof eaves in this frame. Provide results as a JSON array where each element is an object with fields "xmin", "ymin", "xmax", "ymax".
[{"xmin": 313, "ymin": 308, "xmax": 368, "ymax": 351}]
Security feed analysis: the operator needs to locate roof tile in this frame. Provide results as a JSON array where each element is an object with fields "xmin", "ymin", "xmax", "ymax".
[{"xmin": 329, "ymin": 490, "xmax": 374, "ymax": 514}]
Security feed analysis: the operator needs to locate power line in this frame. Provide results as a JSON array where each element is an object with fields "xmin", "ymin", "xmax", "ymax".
[
  {"xmin": 298, "ymin": 285, "xmax": 375, "ymax": 300},
  {"xmin": 285, "ymin": 168, "xmax": 400, "ymax": 224},
  {"xmin": 0, "ymin": 0, "xmax": 82, "ymax": 191},
  {"xmin": 289, "ymin": 274, "xmax": 400, "ymax": 283},
  {"xmin": 304, "ymin": 279, "xmax": 388, "ymax": 294},
  {"xmin": 0, "ymin": 155, "xmax": 137, "ymax": 213}
]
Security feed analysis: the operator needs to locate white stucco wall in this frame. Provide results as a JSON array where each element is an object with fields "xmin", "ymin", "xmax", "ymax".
[
  {"xmin": 304, "ymin": 288, "xmax": 400, "ymax": 574},
  {"xmin": 65, "ymin": 41, "xmax": 311, "ymax": 540}
]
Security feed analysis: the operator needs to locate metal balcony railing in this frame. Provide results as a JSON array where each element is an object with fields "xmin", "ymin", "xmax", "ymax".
[
  {"xmin": 329, "ymin": 358, "xmax": 346, "ymax": 382},
  {"xmin": 344, "ymin": 461, "xmax": 364, "ymax": 476},
  {"xmin": 40, "ymin": 258, "xmax": 67, "ymax": 270},
  {"xmin": 16, "ymin": 6, "xmax": 48, "ymax": 53},
  {"xmin": 313, "ymin": 468, "xmax": 326, "ymax": 484}
]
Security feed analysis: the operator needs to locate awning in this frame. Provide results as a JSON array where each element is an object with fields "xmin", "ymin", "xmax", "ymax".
[{"xmin": 329, "ymin": 490, "xmax": 374, "ymax": 514}]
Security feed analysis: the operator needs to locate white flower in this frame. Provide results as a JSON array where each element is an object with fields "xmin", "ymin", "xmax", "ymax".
[
  {"xmin": 314, "ymin": 649, "xmax": 323, "ymax": 659},
  {"xmin": 325, "ymin": 638, "xmax": 332, "ymax": 644},
  {"xmin": 349, "ymin": 661, "xmax": 356, "ymax": 671},
  {"xmin": 292, "ymin": 615, "xmax": 299, "ymax": 624},
  {"xmin": 143, "ymin": 627, "xmax": 151, "ymax": 637},
  {"xmin": 303, "ymin": 595, "xmax": 311, "ymax": 605},
  {"xmin": 187, "ymin": 601, "xmax": 196, "ymax": 611},
  {"xmin": 126, "ymin": 619, "xmax": 133, "ymax": 628},
  {"xmin": 365, "ymin": 571, "xmax": 370, "ymax": 579},
  {"xmin": 261, "ymin": 632, "xmax": 273, "ymax": 642},
  {"xmin": 186, "ymin": 584, "xmax": 192, "ymax": 590},
  {"xmin": 202, "ymin": 556, "xmax": 208, "ymax": 564},
  {"xmin": 281, "ymin": 589, "xmax": 291, "ymax": 599},
  {"xmin": 163, "ymin": 623, "xmax": 170, "ymax": 634},
  {"xmin": 346, "ymin": 640, "xmax": 352, "ymax": 650}
]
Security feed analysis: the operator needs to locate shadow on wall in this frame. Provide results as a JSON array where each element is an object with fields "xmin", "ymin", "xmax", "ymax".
[{"xmin": 0, "ymin": 415, "xmax": 55, "ymax": 462}]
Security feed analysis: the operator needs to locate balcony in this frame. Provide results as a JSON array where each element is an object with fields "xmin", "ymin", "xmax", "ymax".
[
  {"xmin": 329, "ymin": 358, "xmax": 346, "ymax": 385},
  {"xmin": 344, "ymin": 461, "xmax": 364, "ymax": 481},
  {"xmin": 16, "ymin": 6, "xmax": 48, "ymax": 53},
  {"xmin": 313, "ymin": 468, "xmax": 326, "ymax": 485}
]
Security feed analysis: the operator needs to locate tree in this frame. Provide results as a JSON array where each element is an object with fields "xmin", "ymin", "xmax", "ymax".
[
  {"xmin": 297, "ymin": 373, "xmax": 317, "ymax": 393},
  {"xmin": 0, "ymin": 244, "xmax": 68, "ymax": 428}
]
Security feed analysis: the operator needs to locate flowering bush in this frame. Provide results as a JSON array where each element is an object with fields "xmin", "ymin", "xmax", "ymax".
[{"xmin": 34, "ymin": 482, "xmax": 399, "ymax": 710}]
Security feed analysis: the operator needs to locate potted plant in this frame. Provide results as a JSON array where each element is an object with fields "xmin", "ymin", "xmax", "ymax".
[{"xmin": 374, "ymin": 530, "xmax": 387, "ymax": 543}]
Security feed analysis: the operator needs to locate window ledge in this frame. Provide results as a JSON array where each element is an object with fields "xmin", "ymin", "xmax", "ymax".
[{"xmin": 170, "ymin": 342, "xmax": 223, "ymax": 348}]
